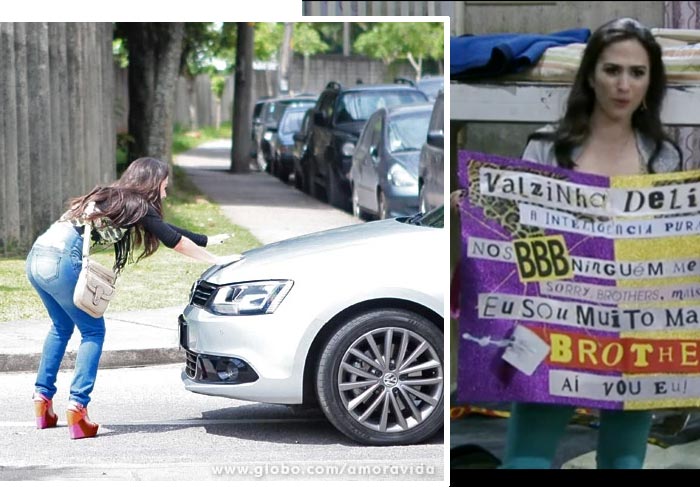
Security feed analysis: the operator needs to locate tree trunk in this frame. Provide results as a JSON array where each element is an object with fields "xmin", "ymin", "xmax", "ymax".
[
  {"xmin": 343, "ymin": 22, "xmax": 351, "ymax": 56},
  {"xmin": 407, "ymin": 52, "xmax": 422, "ymax": 81},
  {"xmin": 187, "ymin": 76, "xmax": 197, "ymax": 130},
  {"xmin": 231, "ymin": 22, "xmax": 253, "ymax": 173},
  {"xmin": 125, "ymin": 22, "xmax": 184, "ymax": 164},
  {"xmin": 302, "ymin": 53, "xmax": 310, "ymax": 93},
  {"xmin": 278, "ymin": 23, "xmax": 293, "ymax": 95}
]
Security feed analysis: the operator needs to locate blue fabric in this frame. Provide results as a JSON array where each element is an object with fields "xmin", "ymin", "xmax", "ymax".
[
  {"xmin": 27, "ymin": 221, "xmax": 106, "ymax": 407},
  {"xmin": 450, "ymin": 28, "xmax": 591, "ymax": 80}
]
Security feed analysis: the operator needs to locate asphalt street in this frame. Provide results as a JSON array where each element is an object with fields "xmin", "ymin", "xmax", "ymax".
[{"xmin": 0, "ymin": 364, "xmax": 444, "ymax": 481}]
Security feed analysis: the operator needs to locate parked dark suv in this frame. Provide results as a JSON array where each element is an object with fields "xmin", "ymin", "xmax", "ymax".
[
  {"xmin": 418, "ymin": 90, "xmax": 444, "ymax": 213},
  {"xmin": 304, "ymin": 81, "xmax": 428, "ymax": 209}
]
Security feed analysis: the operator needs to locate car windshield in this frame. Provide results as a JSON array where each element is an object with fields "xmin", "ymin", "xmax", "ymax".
[
  {"xmin": 265, "ymin": 100, "xmax": 315, "ymax": 126},
  {"xmin": 388, "ymin": 112, "xmax": 431, "ymax": 153},
  {"xmin": 279, "ymin": 111, "xmax": 305, "ymax": 134},
  {"xmin": 337, "ymin": 91, "xmax": 426, "ymax": 123},
  {"xmin": 401, "ymin": 205, "xmax": 443, "ymax": 228},
  {"xmin": 417, "ymin": 78, "xmax": 444, "ymax": 99}
]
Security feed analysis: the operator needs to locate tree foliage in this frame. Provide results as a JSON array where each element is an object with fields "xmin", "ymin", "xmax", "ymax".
[
  {"xmin": 254, "ymin": 22, "xmax": 283, "ymax": 61},
  {"xmin": 292, "ymin": 22, "xmax": 330, "ymax": 56},
  {"xmin": 353, "ymin": 22, "xmax": 444, "ymax": 77}
]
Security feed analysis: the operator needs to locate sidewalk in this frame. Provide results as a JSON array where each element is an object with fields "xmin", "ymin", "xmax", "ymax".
[{"xmin": 0, "ymin": 139, "xmax": 361, "ymax": 373}]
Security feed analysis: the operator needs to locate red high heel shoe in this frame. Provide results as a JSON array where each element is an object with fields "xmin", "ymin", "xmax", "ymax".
[
  {"xmin": 33, "ymin": 392, "xmax": 58, "ymax": 429},
  {"xmin": 66, "ymin": 402, "xmax": 99, "ymax": 439}
]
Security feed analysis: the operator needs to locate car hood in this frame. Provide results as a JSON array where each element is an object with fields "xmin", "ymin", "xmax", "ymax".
[
  {"xmin": 201, "ymin": 218, "xmax": 436, "ymax": 284},
  {"xmin": 390, "ymin": 151, "xmax": 421, "ymax": 177}
]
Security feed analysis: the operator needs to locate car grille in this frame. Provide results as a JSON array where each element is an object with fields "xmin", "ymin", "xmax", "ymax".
[
  {"xmin": 184, "ymin": 349, "xmax": 197, "ymax": 379},
  {"xmin": 191, "ymin": 281, "xmax": 217, "ymax": 308}
]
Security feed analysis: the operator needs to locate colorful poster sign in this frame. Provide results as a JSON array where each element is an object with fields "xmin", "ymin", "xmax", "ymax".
[{"xmin": 457, "ymin": 150, "xmax": 700, "ymax": 410}]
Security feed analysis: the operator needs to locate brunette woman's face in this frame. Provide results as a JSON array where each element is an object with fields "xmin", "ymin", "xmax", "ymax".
[
  {"xmin": 160, "ymin": 177, "xmax": 169, "ymax": 199},
  {"xmin": 589, "ymin": 38, "xmax": 650, "ymax": 122}
]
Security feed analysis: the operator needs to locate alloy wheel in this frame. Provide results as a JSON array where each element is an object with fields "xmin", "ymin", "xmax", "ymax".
[{"xmin": 336, "ymin": 327, "xmax": 443, "ymax": 434}]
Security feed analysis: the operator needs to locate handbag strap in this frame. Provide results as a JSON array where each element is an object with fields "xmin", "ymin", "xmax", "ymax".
[
  {"xmin": 82, "ymin": 201, "xmax": 95, "ymax": 262},
  {"xmin": 82, "ymin": 221, "xmax": 92, "ymax": 262}
]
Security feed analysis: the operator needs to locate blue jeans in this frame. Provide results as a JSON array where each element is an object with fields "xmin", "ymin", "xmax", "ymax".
[{"xmin": 26, "ymin": 221, "xmax": 106, "ymax": 407}]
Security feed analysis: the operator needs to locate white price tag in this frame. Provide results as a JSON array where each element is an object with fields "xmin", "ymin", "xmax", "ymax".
[{"xmin": 502, "ymin": 325, "xmax": 550, "ymax": 376}]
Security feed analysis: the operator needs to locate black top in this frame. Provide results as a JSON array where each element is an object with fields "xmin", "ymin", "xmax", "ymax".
[{"xmin": 140, "ymin": 207, "xmax": 208, "ymax": 249}]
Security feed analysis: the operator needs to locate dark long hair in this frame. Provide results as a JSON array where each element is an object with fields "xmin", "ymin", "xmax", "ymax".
[
  {"xmin": 530, "ymin": 17, "xmax": 681, "ymax": 172},
  {"xmin": 64, "ymin": 157, "xmax": 169, "ymax": 272}
]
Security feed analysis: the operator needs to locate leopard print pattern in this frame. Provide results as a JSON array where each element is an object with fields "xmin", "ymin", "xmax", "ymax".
[{"xmin": 465, "ymin": 159, "xmax": 599, "ymax": 239}]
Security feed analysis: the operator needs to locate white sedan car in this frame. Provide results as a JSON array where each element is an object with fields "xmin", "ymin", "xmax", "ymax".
[{"xmin": 179, "ymin": 207, "xmax": 445, "ymax": 445}]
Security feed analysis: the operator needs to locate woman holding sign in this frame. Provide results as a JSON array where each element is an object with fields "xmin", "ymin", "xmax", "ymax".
[{"xmin": 503, "ymin": 17, "xmax": 683, "ymax": 469}]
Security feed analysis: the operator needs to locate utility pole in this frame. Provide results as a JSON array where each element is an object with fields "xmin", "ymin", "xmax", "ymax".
[{"xmin": 231, "ymin": 22, "xmax": 254, "ymax": 173}]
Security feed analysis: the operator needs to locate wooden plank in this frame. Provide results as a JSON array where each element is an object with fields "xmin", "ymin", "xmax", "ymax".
[
  {"xmin": 449, "ymin": 82, "xmax": 569, "ymax": 123},
  {"xmin": 309, "ymin": 1, "xmax": 323, "ymax": 15},
  {"xmin": 0, "ymin": 41, "xmax": 9, "ymax": 255},
  {"xmin": 48, "ymin": 23, "xmax": 63, "ymax": 221},
  {"xmin": 357, "ymin": 1, "xmax": 367, "ymax": 15},
  {"xmin": 13, "ymin": 22, "xmax": 33, "ymax": 245},
  {"xmin": 99, "ymin": 22, "xmax": 115, "ymax": 183},
  {"xmin": 66, "ymin": 23, "xmax": 87, "ymax": 193},
  {"xmin": 27, "ymin": 23, "xmax": 52, "ymax": 236},
  {"xmin": 449, "ymin": 82, "xmax": 700, "ymax": 126}
]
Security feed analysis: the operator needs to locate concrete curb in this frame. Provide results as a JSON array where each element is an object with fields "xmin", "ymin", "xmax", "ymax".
[{"xmin": 0, "ymin": 347, "xmax": 184, "ymax": 373}]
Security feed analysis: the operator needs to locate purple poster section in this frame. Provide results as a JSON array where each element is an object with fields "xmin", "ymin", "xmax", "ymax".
[{"xmin": 457, "ymin": 150, "xmax": 616, "ymax": 409}]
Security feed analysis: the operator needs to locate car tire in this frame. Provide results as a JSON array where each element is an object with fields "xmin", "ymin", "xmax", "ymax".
[
  {"xmin": 256, "ymin": 149, "xmax": 267, "ymax": 173},
  {"xmin": 419, "ymin": 184, "xmax": 428, "ymax": 214},
  {"xmin": 309, "ymin": 157, "xmax": 323, "ymax": 199},
  {"xmin": 316, "ymin": 308, "xmax": 444, "ymax": 446},
  {"xmin": 378, "ymin": 190, "xmax": 388, "ymax": 220},
  {"xmin": 279, "ymin": 163, "xmax": 290, "ymax": 183},
  {"xmin": 327, "ymin": 167, "xmax": 346, "ymax": 210},
  {"xmin": 293, "ymin": 169, "xmax": 303, "ymax": 190},
  {"xmin": 352, "ymin": 184, "xmax": 364, "ymax": 220}
]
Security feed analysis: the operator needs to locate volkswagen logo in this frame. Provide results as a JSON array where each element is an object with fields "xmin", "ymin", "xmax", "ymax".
[{"xmin": 383, "ymin": 373, "xmax": 399, "ymax": 388}]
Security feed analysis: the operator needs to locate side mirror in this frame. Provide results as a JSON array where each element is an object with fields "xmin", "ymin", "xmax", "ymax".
[
  {"xmin": 293, "ymin": 132, "xmax": 304, "ymax": 142},
  {"xmin": 427, "ymin": 130, "xmax": 444, "ymax": 148},
  {"xmin": 370, "ymin": 146, "xmax": 379, "ymax": 163},
  {"xmin": 313, "ymin": 112, "xmax": 325, "ymax": 126}
]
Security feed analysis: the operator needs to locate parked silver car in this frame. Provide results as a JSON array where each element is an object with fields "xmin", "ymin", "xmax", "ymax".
[
  {"xmin": 350, "ymin": 103, "xmax": 432, "ymax": 220},
  {"xmin": 180, "ymin": 207, "xmax": 445, "ymax": 445}
]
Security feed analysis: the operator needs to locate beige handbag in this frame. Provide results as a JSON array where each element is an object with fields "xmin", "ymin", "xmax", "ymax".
[{"xmin": 73, "ymin": 221, "xmax": 117, "ymax": 318}]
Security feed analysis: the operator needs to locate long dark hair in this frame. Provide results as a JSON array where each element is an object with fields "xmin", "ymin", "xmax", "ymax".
[
  {"xmin": 64, "ymin": 157, "xmax": 169, "ymax": 272},
  {"xmin": 530, "ymin": 17, "xmax": 681, "ymax": 172}
]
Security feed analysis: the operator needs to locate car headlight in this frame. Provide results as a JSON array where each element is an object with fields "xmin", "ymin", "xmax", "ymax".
[
  {"xmin": 388, "ymin": 164, "xmax": 417, "ymax": 187},
  {"xmin": 208, "ymin": 280, "xmax": 293, "ymax": 316},
  {"xmin": 341, "ymin": 142, "xmax": 355, "ymax": 157},
  {"xmin": 263, "ymin": 131, "xmax": 274, "ymax": 141}
]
